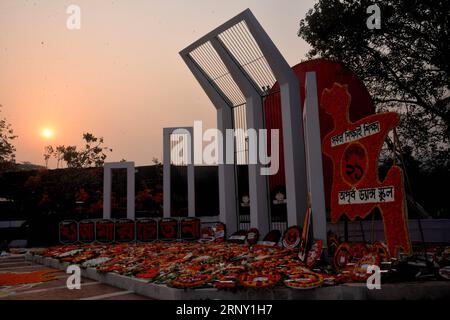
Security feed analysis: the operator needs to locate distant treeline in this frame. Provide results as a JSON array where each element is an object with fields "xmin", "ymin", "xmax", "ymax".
[{"xmin": 0, "ymin": 165, "xmax": 164, "ymax": 221}]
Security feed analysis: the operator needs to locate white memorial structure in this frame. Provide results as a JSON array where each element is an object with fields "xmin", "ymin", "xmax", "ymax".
[
  {"xmin": 178, "ymin": 9, "xmax": 327, "ymax": 241},
  {"xmin": 103, "ymin": 161, "xmax": 135, "ymax": 220},
  {"xmin": 163, "ymin": 127, "xmax": 196, "ymax": 218},
  {"xmin": 101, "ymin": 9, "xmax": 327, "ymax": 243}
]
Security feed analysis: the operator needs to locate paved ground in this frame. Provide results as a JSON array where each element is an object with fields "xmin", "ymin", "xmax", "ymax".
[{"xmin": 0, "ymin": 255, "xmax": 152, "ymax": 300}]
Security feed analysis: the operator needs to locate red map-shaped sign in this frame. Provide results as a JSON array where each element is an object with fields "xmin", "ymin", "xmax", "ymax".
[{"xmin": 322, "ymin": 83, "xmax": 411, "ymax": 256}]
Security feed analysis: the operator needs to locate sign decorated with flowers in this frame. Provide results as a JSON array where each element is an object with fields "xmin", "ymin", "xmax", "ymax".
[{"xmin": 321, "ymin": 83, "xmax": 411, "ymax": 256}]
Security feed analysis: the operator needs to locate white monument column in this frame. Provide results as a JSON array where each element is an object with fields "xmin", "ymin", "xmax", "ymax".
[
  {"xmin": 163, "ymin": 129, "xmax": 171, "ymax": 218},
  {"xmin": 245, "ymin": 95, "xmax": 270, "ymax": 236},
  {"xmin": 126, "ymin": 164, "xmax": 135, "ymax": 220},
  {"xmin": 212, "ymin": 38, "xmax": 270, "ymax": 236},
  {"xmin": 217, "ymin": 107, "xmax": 239, "ymax": 233},
  {"xmin": 304, "ymin": 72, "xmax": 327, "ymax": 243},
  {"xmin": 163, "ymin": 127, "xmax": 195, "ymax": 218},
  {"xmin": 103, "ymin": 162, "xmax": 135, "ymax": 220},
  {"xmin": 103, "ymin": 168, "xmax": 112, "ymax": 219},
  {"xmin": 179, "ymin": 54, "xmax": 238, "ymax": 234},
  {"xmin": 187, "ymin": 135, "xmax": 195, "ymax": 218},
  {"xmin": 244, "ymin": 11, "xmax": 308, "ymax": 226}
]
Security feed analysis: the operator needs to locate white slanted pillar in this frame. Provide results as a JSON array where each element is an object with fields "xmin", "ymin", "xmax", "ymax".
[
  {"xmin": 103, "ymin": 162, "xmax": 135, "ymax": 220},
  {"xmin": 216, "ymin": 107, "xmax": 239, "ymax": 234},
  {"xmin": 163, "ymin": 127, "xmax": 196, "ymax": 218},
  {"xmin": 179, "ymin": 54, "xmax": 238, "ymax": 235},
  {"xmin": 163, "ymin": 129, "xmax": 171, "ymax": 218},
  {"xmin": 244, "ymin": 10, "xmax": 308, "ymax": 226},
  {"xmin": 212, "ymin": 38, "xmax": 270, "ymax": 236},
  {"xmin": 304, "ymin": 72, "xmax": 327, "ymax": 243}
]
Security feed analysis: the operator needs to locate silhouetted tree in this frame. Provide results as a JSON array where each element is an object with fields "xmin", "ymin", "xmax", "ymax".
[
  {"xmin": 0, "ymin": 105, "xmax": 17, "ymax": 172},
  {"xmin": 44, "ymin": 133, "xmax": 112, "ymax": 168},
  {"xmin": 298, "ymin": 0, "xmax": 449, "ymax": 168}
]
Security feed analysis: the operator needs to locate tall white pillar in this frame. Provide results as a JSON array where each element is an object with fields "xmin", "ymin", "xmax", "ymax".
[
  {"xmin": 212, "ymin": 38, "xmax": 270, "ymax": 236},
  {"xmin": 245, "ymin": 95, "xmax": 270, "ymax": 236},
  {"xmin": 180, "ymin": 53, "xmax": 238, "ymax": 234},
  {"xmin": 163, "ymin": 127, "xmax": 195, "ymax": 218},
  {"xmin": 163, "ymin": 129, "xmax": 171, "ymax": 218},
  {"xmin": 304, "ymin": 72, "xmax": 327, "ymax": 243},
  {"xmin": 103, "ymin": 169, "xmax": 112, "ymax": 219},
  {"xmin": 217, "ymin": 107, "xmax": 239, "ymax": 234},
  {"xmin": 126, "ymin": 165, "xmax": 135, "ymax": 220},
  {"xmin": 103, "ymin": 162, "xmax": 135, "ymax": 220},
  {"xmin": 245, "ymin": 12, "xmax": 308, "ymax": 226}
]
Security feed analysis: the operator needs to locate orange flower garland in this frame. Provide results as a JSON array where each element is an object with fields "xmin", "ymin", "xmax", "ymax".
[{"xmin": 0, "ymin": 269, "xmax": 59, "ymax": 286}]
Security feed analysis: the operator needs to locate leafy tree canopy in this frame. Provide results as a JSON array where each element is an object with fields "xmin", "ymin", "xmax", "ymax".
[
  {"xmin": 298, "ymin": 0, "xmax": 449, "ymax": 169},
  {"xmin": 0, "ymin": 104, "xmax": 17, "ymax": 171},
  {"xmin": 44, "ymin": 132, "xmax": 112, "ymax": 168}
]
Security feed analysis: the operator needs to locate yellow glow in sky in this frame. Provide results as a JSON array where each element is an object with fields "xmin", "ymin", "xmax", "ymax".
[
  {"xmin": 0, "ymin": 0, "xmax": 315, "ymax": 167},
  {"xmin": 41, "ymin": 128, "xmax": 55, "ymax": 139}
]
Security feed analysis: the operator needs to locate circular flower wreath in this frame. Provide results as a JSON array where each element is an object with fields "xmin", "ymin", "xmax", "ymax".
[
  {"xmin": 238, "ymin": 270, "xmax": 281, "ymax": 289},
  {"xmin": 282, "ymin": 226, "xmax": 302, "ymax": 249},
  {"xmin": 351, "ymin": 253, "xmax": 380, "ymax": 282},
  {"xmin": 333, "ymin": 243, "xmax": 352, "ymax": 270},
  {"xmin": 171, "ymin": 273, "xmax": 212, "ymax": 289},
  {"xmin": 213, "ymin": 272, "xmax": 240, "ymax": 289},
  {"xmin": 283, "ymin": 272, "xmax": 323, "ymax": 289},
  {"xmin": 135, "ymin": 267, "xmax": 160, "ymax": 280}
]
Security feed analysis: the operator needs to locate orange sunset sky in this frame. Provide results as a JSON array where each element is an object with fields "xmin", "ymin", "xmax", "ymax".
[{"xmin": 0, "ymin": 0, "xmax": 316, "ymax": 168}]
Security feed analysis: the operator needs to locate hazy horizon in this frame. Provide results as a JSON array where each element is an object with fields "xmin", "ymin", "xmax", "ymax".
[{"xmin": 0, "ymin": 0, "xmax": 316, "ymax": 168}]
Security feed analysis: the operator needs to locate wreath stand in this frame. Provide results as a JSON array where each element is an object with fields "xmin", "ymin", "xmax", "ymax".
[
  {"xmin": 391, "ymin": 130, "xmax": 427, "ymax": 256},
  {"xmin": 335, "ymin": 129, "xmax": 427, "ymax": 257}
]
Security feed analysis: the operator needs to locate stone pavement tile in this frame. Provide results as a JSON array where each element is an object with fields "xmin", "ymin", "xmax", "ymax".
[
  {"xmin": 2, "ymin": 283, "xmax": 124, "ymax": 300},
  {"xmin": 0, "ymin": 265, "xmax": 50, "ymax": 272},
  {"xmin": 1, "ymin": 255, "xmax": 156, "ymax": 300},
  {"xmin": 102, "ymin": 293, "xmax": 154, "ymax": 300},
  {"xmin": 0, "ymin": 258, "xmax": 29, "ymax": 264},
  {"xmin": 4, "ymin": 275, "xmax": 96, "ymax": 295},
  {"xmin": 0, "ymin": 263, "xmax": 33, "ymax": 269},
  {"xmin": 0, "ymin": 255, "xmax": 26, "ymax": 260},
  {"xmin": 0, "ymin": 261, "xmax": 34, "ymax": 268}
]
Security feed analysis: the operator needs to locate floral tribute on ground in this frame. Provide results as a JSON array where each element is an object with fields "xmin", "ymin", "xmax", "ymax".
[{"xmin": 34, "ymin": 239, "xmax": 450, "ymax": 291}]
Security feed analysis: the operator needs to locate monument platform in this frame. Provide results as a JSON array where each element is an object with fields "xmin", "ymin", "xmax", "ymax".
[{"xmin": 26, "ymin": 253, "xmax": 450, "ymax": 300}]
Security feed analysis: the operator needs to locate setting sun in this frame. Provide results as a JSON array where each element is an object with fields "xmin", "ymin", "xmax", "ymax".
[{"xmin": 41, "ymin": 128, "xmax": 54, "ymax": 139}]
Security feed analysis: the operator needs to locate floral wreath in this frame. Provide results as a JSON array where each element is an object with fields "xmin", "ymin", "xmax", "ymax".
[
  {"xmin": 238, "ymin": 270, "xmax": 281, "ymax": 288},
  {"xmin": 333, "ymin": 242, "xmax": 351, "ymax": 270},
  {"xmin": 282, "ymin": 226, "xmax": 302, "ymax": 249},
  {"xmin": 171, "ymin": 273, "xmax": 212, "ymax": 289},
  {"xmin": 351, "ymin": 253, "xmax": 380, "ymax": 282},
  {"xmin": 135, "ymin": 267, "xmax": 160, "ymax": 280},
  {"xmin": 283, "ymin": 271, "xmax": 323, "ymax": 289}
]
